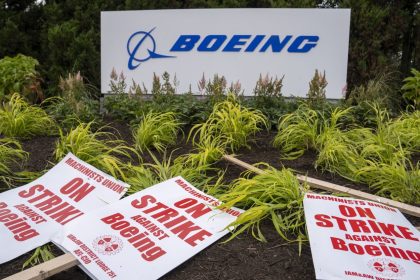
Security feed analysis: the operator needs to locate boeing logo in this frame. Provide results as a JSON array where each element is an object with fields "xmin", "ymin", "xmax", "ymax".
[
  {"xmin": 127, "ymin": 28, "xmax": 319, "ymax": 69},
  {"xmin": 127, "ymin": 27, "xmax": 175, "ymax": 70}
]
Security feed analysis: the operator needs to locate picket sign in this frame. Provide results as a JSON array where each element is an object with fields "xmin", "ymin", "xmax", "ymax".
[
  {"xmin": 4, "ymin": 177, "xmax": 242, "ymax": 280},
  {"xmin": 304, "ymin": 193, "xmax": 420, "ymax": 280},
  {"xmin": 4, "ymin": 156, "xmax": 419, "ymax": 280},
  {"xmin": 222, "ymin": 155, "xmax": 420, "ymax": 217},
  {"xmin": 0, "ymin": 153, "xmax": 129, "ymax": 264}
]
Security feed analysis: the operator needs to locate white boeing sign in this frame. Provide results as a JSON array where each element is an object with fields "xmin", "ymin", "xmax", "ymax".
[{"xmin": 101, "ymin": 9, "xmax": 350, "ymax": 98}]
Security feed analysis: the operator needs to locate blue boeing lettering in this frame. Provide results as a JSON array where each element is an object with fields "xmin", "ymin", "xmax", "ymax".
[
  {"xmin": 127, "ymin": 31, "xmax": 319, "ymax": 69},
  {"xmin": 287, "ymin": 36, "xmax": 319, "ymax": 53},
  {"xmin": 170, "ymin": 35, "xmax": 200, "ymax": 52},
  {"xmin": 223, "ymin": 35, "xmax": 251, "ymax": 52},
  {"xmin": 170, "ymin": 34, "xmax": 319, "ymax": 53}
]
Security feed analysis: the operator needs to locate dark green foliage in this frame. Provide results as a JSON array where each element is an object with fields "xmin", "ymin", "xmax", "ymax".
[
  {"xmin": 244, "ymin": 74, "xmax": 298, "ymax": 128},
  {"xmin": 0, "ymin": 0, "xmax": 418, "ymax": 106},
  {"xmin": 0, "ymin": 54, "xmax": 42, "ymax": 102},
  {"xmin": 46, "ymin": 72, "xmax": 99, "ymax": 130},
  {"xmin": 402, "ymin": 68, "xmax": 420, "ymax": 108}
]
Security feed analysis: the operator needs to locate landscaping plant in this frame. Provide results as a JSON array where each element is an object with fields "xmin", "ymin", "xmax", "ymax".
[
  {"xmin": 126, "ymin": 151, "xmax": 218, "ymax": 195},
  {"xmin": 178, "ymin": 135, "xmax": 226, "ymax": 168},
  {"xmin": 47, "ymin": 72, "xmax": 99, "ymax": 129},
  {"xmin": 313, "ymin": 107, "xmax": 360, "ymax": 177},
  {"xmin": 219, "ymin": 164, "xmax": 308, "ymax": 252},
  {"xmin": 23, "ymin": 244, "xmax": 54, "ymax": 268},
  {"xmin": 355, "ymin": 157, "xmax": 420, "ymax": 204},
  {"xmin": 273, "ymin": 104, "xmax": 319, "ymax": 159},
  {"xmin": 401, "ymin": 68, "xmax": 419, "ymax": 109},
  {"xmin": 244, "ymin": 74, "xmax": 298, "ymax": 129},
  {"xmin": 132, "ymin": 111, "xmax": 183, "ymax": 154},
  {"xmin": 0, "ymin": 93, "xmax": 57, "ymax": 138},
  {"xmin": 54, "ymin": 122, "xmax": 136, "ymax": 180},
  {"xmin": 306, "ymin": 70, "xmax": 327, "ymax": 108},
  {"xmin": 0, "ymin": 54, "xmax": 43, "ymax": 103},
  {"xmin": 0, "ymin": 138, "xmax": 28, "ymax": 188},
  {"xmin": 190, "ymin": 95, "xmax": 268, "ymax": 152}
]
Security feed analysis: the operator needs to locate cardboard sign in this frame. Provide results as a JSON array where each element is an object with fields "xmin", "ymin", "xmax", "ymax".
[
  {"xmin": 304, "ymin": 193, "xmax": 420, "ymax": 280},
  {"xmin": 101, "ymin": 9, "xmax": 350, "ymax": 98},
  {"xmin": 53, "ymin": 177, "xmax": 242, "ymax": 280},
  {"xmin": 0, "ymin": 153, "xmax": 128, "ymax": 263}
]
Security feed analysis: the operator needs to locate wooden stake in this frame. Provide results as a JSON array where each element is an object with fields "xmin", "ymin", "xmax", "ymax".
[
  {"xmin": 3, "ymin": 253, "xmax": 78, "ymax": 280},
  {"xmin": 223, "ymin": 155, "xmax": 420, "ymax": 217}
]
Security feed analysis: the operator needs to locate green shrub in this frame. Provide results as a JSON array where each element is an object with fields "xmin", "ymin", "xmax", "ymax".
[
  {"xmin": 54, "ymin": 122, "xmax": 137, "ymax": 180},
  {"xmin": 0, "ymin": 93, "xmax": 57, "ymax": 138},
  {"xmin": 273, "ymin": 105, "xmax": 319, "ymax": 159},
  {"xmin": 23, "ymin": 244, "xmax": 54, "ymax": 269},
  {"xmin": 386, "ymin": 110, "xmax": 420, "ymax": 153},
  {"xmin": 355, "ymin": 158, "xmax": 419, "ymax": 204},
  {"xmin": 306, "ymin": 70, "xmax": 327, "ymax": 108},
  {"xmin": 314, "ymin": 107, "xmax": 360, "ymax": 177},
  {"xmin": 244, "ymin": 74, "xmax": 296, "ymax": 128},
  {"xmin": 126, "ymin": 152, "xmax": 217, "ymax": 195},
  {"xmin": 132, "ymin": 111, "xmax": 182, "ymax": 154},
  {"xmin": 219, "ymin": 164, "xmax": 308, "ymax": 249},
  {"xmin": 401, "ymin": 68, "xmax": 420, "ymax": 109},
  {"xmin": 0, "ymin": 138, "xmax": 28, "ymax": 188},
  {"xmin": 190, "ymin": 95, "xmax": 268, "ymax": 152},
  {"xmin": 178, "ymin": 135, "xmax": 226, "ymax": 168},
  {"xmin": 0, "ymin": 54, "xmax": 43, "ymax": 103},
  {"xmin": 347, "ymin": 74, "xmax": 398, "ymax": 110},
  {"xmin": 198, "ymin": 73, "xmax": 228, "ymax": 103},
  {"xmin": 47, "ymin": 72, "xmax": 99, "ymax": 129}
]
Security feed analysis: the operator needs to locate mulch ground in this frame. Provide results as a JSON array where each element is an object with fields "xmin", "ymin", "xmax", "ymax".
[{"xmin": 1, "ymin": 119, "xmax": 418, "ymax": 280}]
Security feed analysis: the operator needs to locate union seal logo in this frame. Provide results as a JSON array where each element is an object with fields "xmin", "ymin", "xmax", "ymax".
[
  {"xmin": 93, "ymin": 235, "xmax": 123, "ymax": 256},
  {"xmin": 367, "ymin": 258, "xmax": 405, "ymax": 278}
]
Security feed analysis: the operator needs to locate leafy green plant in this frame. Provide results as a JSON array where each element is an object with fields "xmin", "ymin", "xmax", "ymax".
[
  {"xmin": 190, "ymin": 95, "xmax": 268, "ymax": 152},
  {"xmin": 307, "ymin": 70, "xmax": 327, "ymax": 108},
  {"xmin": 314, "ymin": 107, "xmax": 360, "ymax": 177},
  {"xmin": 0, "ymin": 138, "xmax": 28, "ymax": 188},
  {"xmin": 253, "ymin": 73, "xmax": 284, "ymax": 99},
  {"xmin": 219, "ymin": 164, "xmax": 308, "ymax": 250},
  {"xmin": 104, "ymin": 94, "xmax": 144, "ymax": 121},
  {"xmin": 0, "ymin": 93, "xmax": 57, "ymax": 138},
  {"xmin": 198, "ymin": 73, "xmax": 229, "ymax": 103},
  {"xmin": 273, "ymin": 104, "xmax": 319, "ymax": 159},
  {"xmin": 355, "ymin": 158, "xmax": 419, "ymax": 204},
  {"xmin": 401, "ymin": 68, "xmax": 419, "ymax": 108},
  {"xmin": 349, "ymin": 103, "xmax": 416, "ymax": 165},
  {"xmin": 132, "ymin": 111, "xmax": 182, "ymax": 154},
  {"xmin": 23, "ymin": 244, "xmax": 54, "ymax": 268},
  {"xmin": 245, "ymin": 74, "xmax": 294, "ymax": 128},
  {"xmin": 386, "ymin": 110, "xmax": 420, "ymax": 153},
  {"xmin": 47, "ymin": 72, "xmax": 99, "ymax": 130},
  {"xmin": 347, "ymin": 73, "xmax": 398, "ymax": 110},
  {"xmin": 126, "ymin": 151, "xmax": 217, "ymax": 194},
  {"xmin": 54, "ymin": 122, "xmax": 137, "ymax": 180},
  {"xmin": 150, "ymin": 72, "xmax": 178, "ymax": 103},
  {"xmin": 109, "ymin": 68, "xmax": 128, "ymax": 95},
  {"xmin": 178, "ymin": 135, "xmax": 226, "ymax": 168},
  {"xmin": 0, "ymin": 54, "xmax": 43, "ymax": 103}
]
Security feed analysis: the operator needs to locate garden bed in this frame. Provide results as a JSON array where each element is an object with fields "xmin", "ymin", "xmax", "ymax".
[{"xmin": 1, "ymin": 119, "xmax": 418, "ymax": 280}]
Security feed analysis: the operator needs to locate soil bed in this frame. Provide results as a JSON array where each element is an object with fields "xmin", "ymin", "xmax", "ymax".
[{"xmin": 1, "ymin": 120, "xmax": 418, "ymax": 280}]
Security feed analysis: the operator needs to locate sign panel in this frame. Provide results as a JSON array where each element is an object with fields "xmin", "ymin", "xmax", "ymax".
[
  {"xmin": 53, "ymin": 177, "xmax": 242, "ymax": 280},
  {"xmin": 0, "ymin": 153, "xmax": 128, "ymax": 263},
  {"xmin": 101, "ymin": 9, "xmax": 350, "ymax": 98},
  {"xmin": 304, "ymin": 193, "xmax": 420, "ymax": 280}
]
